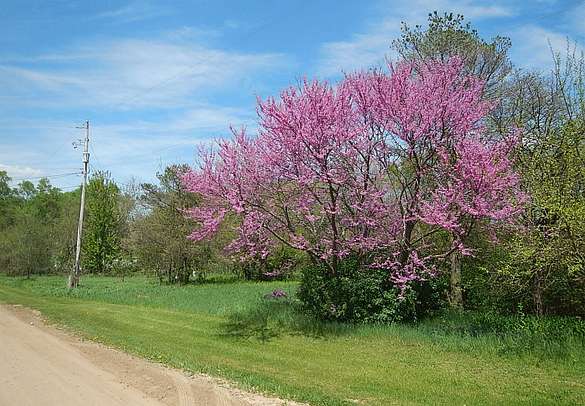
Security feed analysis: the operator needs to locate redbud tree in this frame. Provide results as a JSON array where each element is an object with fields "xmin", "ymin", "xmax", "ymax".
[{"xmin": 181, "ymin": 58, "xmax": 525, "ymax": 292}]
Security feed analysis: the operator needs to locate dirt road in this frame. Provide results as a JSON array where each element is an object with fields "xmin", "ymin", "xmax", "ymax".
[{"xmin": 0, "ymin": 305, "xmax": 301, "ymax": 406}]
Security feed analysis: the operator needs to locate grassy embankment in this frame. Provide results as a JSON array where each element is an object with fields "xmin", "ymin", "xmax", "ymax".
[{"xmin": 0, "ymin": 275, "xmax": 584, "ymax": 405}]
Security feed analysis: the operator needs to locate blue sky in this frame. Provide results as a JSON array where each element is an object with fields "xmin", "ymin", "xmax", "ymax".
[{"xmin": 1, "ymin": 0, "xmax": 584, "ymax": 190}]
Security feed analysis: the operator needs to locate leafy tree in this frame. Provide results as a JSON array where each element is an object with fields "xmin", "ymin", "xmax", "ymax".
[
  {"xmin": 500, "ymin": 56, "xmax": 584, "ymax": 315},
  {"xmin": 0, "ymin": 171, "xmax": 16, "ymax": 230},
  {"xmin": 51, "ymin": 189, "xmax": 81, "ymax": 272},
  {"xmin": 462, "ymin": 47, "xmax": 585, "ymax": 316},
  {"xmin": 182, "ymin": 58, "xmax": 523, "ymax": 317},
  {"xmin": 17, "ymin": 180, "xmax": 36, "ymax": 200},
  {"xmin": 0, "ymin": 177, "xmax": 63, "ymax": 277},
  {"xmin": 82, "ymin": 171, "xmax": 122, "ymax": 274},
  {"xmin": 5, "ymin": 208, "xmax": 51, "ymax": 277},
  {"xmin": 393, "ymin": 11, "xmax": 512, "ymax": 97},
  {"xmin": 518, "ymin": 122, "xmax": 584, "ymax": 314},
  {"xmin": 129, "ymin": 165, "xmax": 215, "ymax": 284},
  {"xmin": 0, "ymin": 170, "xmax": 11, "ymax": 198}
]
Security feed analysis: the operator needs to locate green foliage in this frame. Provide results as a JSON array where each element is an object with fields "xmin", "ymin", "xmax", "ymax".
[
  {"xmin": 462, "ymin": 120, "xmax": 585, "ymax": 314},
  {"xmin": 449, "ymin": 45, "xmax": 585, "ymax": 317},
  {"xmin": 1, "ymin": 208, "xmax": 51, "ymax": 276},
  {"xmin": 0, "ymin": 175, "xmax": 78, "ymax": 277},
  {"xmin": 0, "ymin": 171, "xmax": 17, "ymax": 230},
  {"xmin": 493, "ymin": 106, "xmax": 585, "ymax": 315},
  {"xmin": 421, "ymin": 310, "xmax": 585, "ymax": 359},
  {"xmin": 129, "ymin": 165, "xmax": 215, "ymax": 284},
  {"xmin": 82, "ymin": 171, "xmax": 123, "ymax": 274},
  {"xmin": 393, "ymin": 11, "xmax": 512, "ymax": 95},
  {"xmin": 298, "ymin": 257, "xmax": 446, "ymax": 323}
]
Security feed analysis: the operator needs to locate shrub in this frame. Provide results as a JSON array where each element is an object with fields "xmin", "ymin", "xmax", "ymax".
[{"xmin": 297, "ymin": 257, "xmax": 447, "ymax": 323}]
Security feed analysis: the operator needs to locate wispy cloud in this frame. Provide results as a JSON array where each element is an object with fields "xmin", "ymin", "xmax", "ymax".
[
  {"xmin": 90, "ymin": 104, "xmax": 255, "ymax": 165},
  {"xmin": 318, "ymin": 19, "xmax": 400, "ymax": 76},
  {"xmin": 93, "ymin": 1, "xmax": 170, "ymax": 23},
  {"xmin": 0, "ymin": 16, "xmax": 291, "ymax": 188},
  {"xmin": 0, "ymin": 38, "xmax": 288, "ymax": 111},
  {"xmin": 0, "ymin": 163, "xmax": 43, "ymax": 180}
]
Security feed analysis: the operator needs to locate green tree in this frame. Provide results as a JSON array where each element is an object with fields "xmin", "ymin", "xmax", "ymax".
[
  {"xmin": 0, "ymin": 171, "xmax": 16, "ymax": 230},
  {"xmin": 497, "ymin": 120, "xmax": 585, "ymax": 315},
  {"xmin": 129, "ymin": 165, "xmax": 214, "ymax": 284},
  {"xmin": 52, "ymin": 188, "xmax": 81, "ymax": 273},
  {"xmin": 0, "ymin": 177, "xmax": 62, "ymax": 277},
  {"xmin": 17, "ymin": 180, "xmax": 36, "ymax": 200},
  {"xmin": 0, "ymin": 170, "xmax": 11, "ymax": 198},
  {"xmin": 393, "ymin": 11, "xmax": 512, "ymax": 97},
  {"xmin": 82, "ymin": 171, "xmax": 122, "ymax": 274},
  {"xmin": 466, "ymin": 48, "xmax": 585, "ymax": 316}
]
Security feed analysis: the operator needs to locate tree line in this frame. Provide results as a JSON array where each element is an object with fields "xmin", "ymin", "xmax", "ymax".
[{"xmin": 0, "ymin": 166, "xmax": 230, "ymax": 284}]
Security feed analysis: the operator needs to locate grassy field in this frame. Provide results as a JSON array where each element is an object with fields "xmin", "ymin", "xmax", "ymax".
[{"xmin": 0, "ymin": 275, "xmax": 584, "ymax": 405}]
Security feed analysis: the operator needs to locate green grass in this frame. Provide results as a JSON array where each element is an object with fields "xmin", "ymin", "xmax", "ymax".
[{"xmin": 0, "ymin": 275, "xmax": 584, "ymax": 405}]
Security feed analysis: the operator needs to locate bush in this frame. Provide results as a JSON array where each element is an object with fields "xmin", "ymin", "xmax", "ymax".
[
  {"xmin": 297, "ymin": 257, "xmax": 447, "ymax": 323},
  {"xmin": 461, "ymin": 239, "xmax": 585, "ymax": 317}
]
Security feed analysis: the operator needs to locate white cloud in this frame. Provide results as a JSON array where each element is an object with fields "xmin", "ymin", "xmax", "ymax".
[
  {"xmin": 167, "ymin": 106, "xmax": 255, "ymax": 132},
  {"xmin": 93, "ymin": 1, "xmax": 170, "ymax": 23},
  {"xmin": 316, "ymin": 0, "xmax": 514, "ymax": 77},
  {"xmin": 0, "ymin": 38, "xmax": 288, "ymax": 111},
  {"xmin": 318, "ymin": 19, "xmax": 400, "ymax": 76},
  {"xmin": 0, "ymin": 29, "xmax": 276, "ymax": 187},
  {"xmin": 0, "ymin": 164, "xmax": 43, "ymax": 180},
  {"xmin": 91, "ymin": 105, "xmax": 253, "ymax": 159}
]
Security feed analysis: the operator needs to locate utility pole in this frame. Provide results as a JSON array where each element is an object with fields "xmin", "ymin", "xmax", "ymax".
[{"xmin": 68, "ymin": 120, "xmax": 90, "ymax": 289}]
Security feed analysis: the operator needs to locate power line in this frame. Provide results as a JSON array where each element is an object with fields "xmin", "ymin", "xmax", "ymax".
[
  {"xmin": 89, "ymin": 143, "xmax": 104, "ymax": 173},
  {"xmin": 10, "ymin": 171, "xmax": 81, "ymax": 182}
]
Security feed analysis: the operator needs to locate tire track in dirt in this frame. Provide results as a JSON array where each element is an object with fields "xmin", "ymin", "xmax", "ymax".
[{"xmin": 172, "ymin": 372, "xmax": 196, "ymax": 405}]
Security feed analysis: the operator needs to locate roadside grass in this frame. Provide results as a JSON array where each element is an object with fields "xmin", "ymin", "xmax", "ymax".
[{"xmin": 0, "ymin": 275, "xmax": 584, "ymax": 405}]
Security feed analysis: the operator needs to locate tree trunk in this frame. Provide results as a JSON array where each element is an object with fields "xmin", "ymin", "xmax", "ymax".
[
  {"xmin": 532, "ymin": 268, "xmax": 544, "ymax": 316},
  {"xmin": 449, "ymin": 250, "xmax": 463, "ymax": 310},
  {"xmin": 67, "ymin": 274, "xmax": 79, "ymax": 288},
  {"xmin": 399, "ymin": 220, "xmax": 416, "ymax": 265},
  {"xmin": 182, "ymin": 256, "xmax": 189, "ymax": 284}
]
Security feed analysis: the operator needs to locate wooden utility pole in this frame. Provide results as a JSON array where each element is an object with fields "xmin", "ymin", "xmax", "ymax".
[{"xmin": 68, "ymin": 121, "xmax": 90, "ymax": 289}]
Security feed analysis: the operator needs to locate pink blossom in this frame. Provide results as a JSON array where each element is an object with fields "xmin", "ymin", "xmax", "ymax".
[{"xmin": 181, "ymin": 58, "xmax": 525, "ymax": 292}]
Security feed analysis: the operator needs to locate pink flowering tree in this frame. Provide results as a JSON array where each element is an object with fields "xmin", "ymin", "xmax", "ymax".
[{"xmin": 181, "ymin": 58, "xmax": 524, "ymax": 295}]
